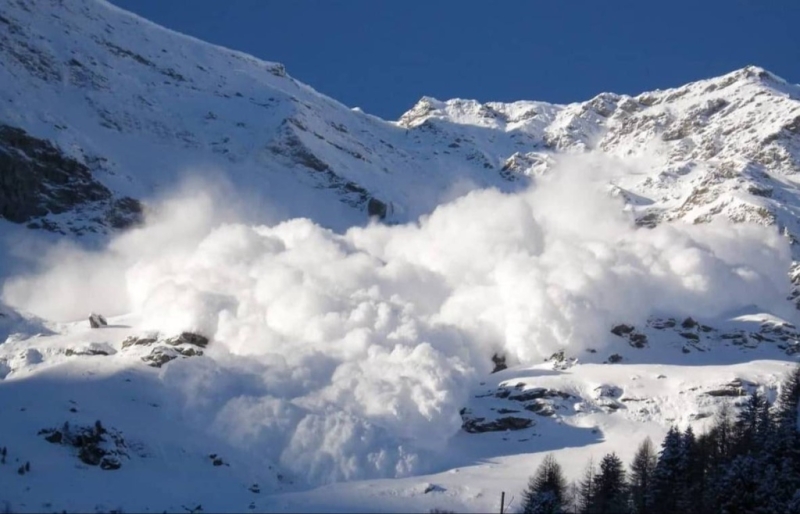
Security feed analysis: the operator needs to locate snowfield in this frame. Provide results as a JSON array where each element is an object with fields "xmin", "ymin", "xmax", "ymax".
[{"xmin": 2, "ymin": 0, "xmax": 800, "ymax": 512}]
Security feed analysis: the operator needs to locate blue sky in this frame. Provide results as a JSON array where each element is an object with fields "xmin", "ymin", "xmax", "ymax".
[{"xmin": 110, "ymin": 0, "xmax": 799, "ymax": 120}]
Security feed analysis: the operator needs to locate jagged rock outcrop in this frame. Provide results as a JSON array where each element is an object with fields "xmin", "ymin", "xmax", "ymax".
[
  {"xmin": 121, "ymin": 331, "xmax": 208, "ymax": 367},
  {"xmin": 0, "ymin": 125, "xmax": 142, "ymax": 234}
]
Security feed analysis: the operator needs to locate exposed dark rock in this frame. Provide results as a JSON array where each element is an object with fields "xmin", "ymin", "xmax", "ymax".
[
  {"xmin": 267, "ymin": 63, "xmax": 286, "ymax": 77},
  {"xmin": 524, "ymin": 401, "xmax": 555, "ymax": 417},
  {"xmin": 424, "ymin": 484, "xmax": 446, "ymax": 494},
  {"xmin": 105, "ymin": 197, "xmax": 143, "ymax": 229},
  {"xmin": 679, "ymin": 332, "xmax": 700, "ymax": 341},
  {"xmin": 629, "ymin": 333, "xmax": 648, "ymax": 348},
  {"xmin": 141, "ymin": 346, "xmax": 178, "ymax": 368},
  {"xmin": 611, "ymin": 324, "xmax": 634, "ymax": 337},
  {"xmin": 705, "ymin": 380, "xmax": 753, "ymax": 397},
  {"xmin": 268, "ymin": 124, "xmax": 328, "ymax": 171},
  {"xmin": 594, "ymin": 385, "xmax": 623, "ymax": 398},
  {"xmin": 100, "ymin": 456, "xmax": 121, "ymax": 470},
  {"xmin": 705, "ymin": 388, "xmax": 747, "ymax": 397},
  {"xmin": 750, "ymin": 332, "xmax": 773, "ymax": 342},
  {"xmin": 44, "ymin": 431, "xmax": 62, "ymax": 444},
  {"xmin": 650, "ymin": 318, "xmax": 677, "ymax": 329},
  {"xmin": 461, "ymin": 415, "xmax": 534, "ymax": 433},
  {"xmin": 39, "ymin": 421, "xmax": 126, "ymax": 470},
  {"xmin": 0, "ymin": 125, "xmax": 142, "ymax": 233},
  {"xmin": 681, "ymin": 317, "xmax": 698, "ymax": 329},
  {"xmin": 611, "ymin": 324, "xmax": 648, "ymax": 348},
  {"xmin": 175, "ymin": 347, "xmax": 203, "ymax": 357},
  {"xmin": 367, "ymin": 197, "xmax": 388, "ymax": 219},
  {"xmin": 491, "ymin": 353, "xmax": 507, "ymax": 373},
  {"xmin": 506, "ymin": 387, "xmax": 572, "ymax": 403},
  {"xmin": 88, "ymin": 313, "xmax": 107, "ymax": 329},
  {"xmin": 163, "ymin": 332, "xmax": 209, "ymax": 348},
  {"xmin": 747, "ymin": 184, "xmax": 773, "ymax": 198},
  {"xmin": 635, "ymin": 212, "xmax": 660, "ymax": 228},
  {"xmin": 121, "ymin": 335, "xmax": 158, "ymax": 349},
  {"xmin": 607, "ymin": 354, "xmax": 623, "ymax": 364},
  {"xmin": 78, "ymin": 444, "xmax": 105, "ymax": 466},
  {"xmin": 141, "ymin": 343, "xmax": 204, "ymax": 368}
]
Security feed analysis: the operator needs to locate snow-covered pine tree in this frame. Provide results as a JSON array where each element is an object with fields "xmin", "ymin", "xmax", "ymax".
[{"xmin": 521, "ymin": 454, "xmax": 568, "ymax": 514}]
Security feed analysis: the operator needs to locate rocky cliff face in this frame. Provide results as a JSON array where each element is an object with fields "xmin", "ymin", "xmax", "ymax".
[{"xmin": 0, "ymin": 124, "xmax": 141, "ymax": 234}]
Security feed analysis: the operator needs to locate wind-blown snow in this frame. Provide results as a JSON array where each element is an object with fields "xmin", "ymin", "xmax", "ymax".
[{"xmin": 3, "ymin": 154, "xmax": 792, "ymax": 484}]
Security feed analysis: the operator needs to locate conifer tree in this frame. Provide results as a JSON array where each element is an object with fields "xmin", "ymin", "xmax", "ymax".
[
  {"xmin": 679, "ymin": 426, "xmax": 704, "ymax": 514},
  {"xmin": 589, "ymin": 453, "xmax": 627, "ymax": 514},
  {"xmin": 651, "ymin": 426, "xmax": 682, "ymax": 514},
  {"xmin": 628, "ymin": 437, "xmax": 656, "ymax": 514},
  {"xmin": 521, "ymin": 454, "xmax": 568, "ymax": 514},
  {"xmin": 577, "ymin": 458, "xmax": 595, "ymax": 514}
]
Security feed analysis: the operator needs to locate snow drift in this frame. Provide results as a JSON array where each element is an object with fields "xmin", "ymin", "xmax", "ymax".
[{"xmin": 1, "ymin": 154, "xmax": 793, "ymax": 484}]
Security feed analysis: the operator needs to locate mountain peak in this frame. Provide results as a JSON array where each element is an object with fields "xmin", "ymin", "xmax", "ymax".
[{"xmin": 733, "ymin": 64, "xmax": 787, "ymax": 84}]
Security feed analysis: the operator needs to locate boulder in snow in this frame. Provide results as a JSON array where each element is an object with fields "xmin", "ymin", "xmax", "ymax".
[
  {"xmin": 163, "ymin": 332, "xmax": 209, "ymax": 348},
  {"xmin": 88, "ymin": 313, "xmax": 108, "ymax": 329}
]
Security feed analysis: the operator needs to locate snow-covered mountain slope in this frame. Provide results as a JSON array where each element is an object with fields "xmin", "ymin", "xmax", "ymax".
[
  {"xmin": 3, "ymin": 0, "xmax": 800, "ymax": 513},
  {"xmin": 2, "ymin": 1, "xmax": 800, "ymax": 242},
  {"xmin": 399, "ymin": 68, "xmax": 800, "ymax": 243},
  {"xmin": 0, "ymin": 0, "xmax": 528, "ymax": 236}
]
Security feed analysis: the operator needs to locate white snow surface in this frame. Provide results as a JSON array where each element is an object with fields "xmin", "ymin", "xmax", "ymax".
[{"xmin": 2, "ymin": 0, "xmax": 800, "ymax": 512}]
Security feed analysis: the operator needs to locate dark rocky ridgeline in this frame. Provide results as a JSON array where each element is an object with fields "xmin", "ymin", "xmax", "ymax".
[{"xmin": 0, "ymin": 124, "xmax": 142, "ymax": 234}]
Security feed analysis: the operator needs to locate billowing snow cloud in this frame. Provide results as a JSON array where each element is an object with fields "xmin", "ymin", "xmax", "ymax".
[{"xmin": 2, "ymin": 153, "xmax": 793, "ymax": 484}]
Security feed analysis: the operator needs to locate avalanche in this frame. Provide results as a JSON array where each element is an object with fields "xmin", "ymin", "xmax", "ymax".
[{"xmin": 1, "ymin": 0, "xmax": 800, "ymax": 512}]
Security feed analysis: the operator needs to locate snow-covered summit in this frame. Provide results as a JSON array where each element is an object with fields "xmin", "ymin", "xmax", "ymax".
[{"xmin": 397, "ymin": 64, "xmax": 800, "ymax": 242}]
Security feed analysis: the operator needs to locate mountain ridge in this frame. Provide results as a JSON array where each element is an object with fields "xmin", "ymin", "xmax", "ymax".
[{"xmin": 2, "ymin": 0, "xmax": 800, "ymax": 247}]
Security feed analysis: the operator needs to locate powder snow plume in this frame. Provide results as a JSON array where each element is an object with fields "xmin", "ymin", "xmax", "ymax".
[{"xmin": 1, "ymin": 153, "xmax": 793, "ymax": 484}]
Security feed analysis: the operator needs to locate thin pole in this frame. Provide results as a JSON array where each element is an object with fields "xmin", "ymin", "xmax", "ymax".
[{"xmin": 500, "ymin": 491, "xmax": 505, "ymax": 514}]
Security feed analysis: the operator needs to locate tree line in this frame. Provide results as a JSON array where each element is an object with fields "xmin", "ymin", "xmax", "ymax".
[{"xmin": 520, "ymin": 366, "xmax": 800, "ymax": 514}]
